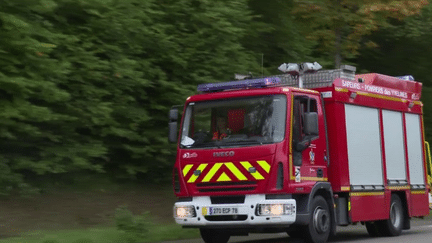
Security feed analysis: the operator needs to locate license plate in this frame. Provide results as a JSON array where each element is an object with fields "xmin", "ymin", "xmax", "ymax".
[{"xmin": 202, "ymin": 207, "xmax": 239, "ymax": 216}]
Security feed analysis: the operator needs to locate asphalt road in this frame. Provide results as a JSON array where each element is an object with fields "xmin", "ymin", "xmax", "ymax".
[{"xmin": 162, "ymin": 219, "xmax": 432, "ymax": 243}]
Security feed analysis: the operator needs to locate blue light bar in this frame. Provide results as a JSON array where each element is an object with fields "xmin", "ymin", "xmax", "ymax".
[
  {"xmin": 396, "ymin": 75, "xmax": 415, "ymax": 81},
  {"xmin": 197, "ymin": 77, "xmax": 281, "ymax": 92}
]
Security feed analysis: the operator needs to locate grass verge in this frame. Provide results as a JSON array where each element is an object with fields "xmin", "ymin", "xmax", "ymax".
[
  {"xmin": 0, "ymin": 224, "xmax": 200, "ymax": 243},
  {"xmin": 1, "ymin": 209, "xmax": 430, "ymax": 243}
]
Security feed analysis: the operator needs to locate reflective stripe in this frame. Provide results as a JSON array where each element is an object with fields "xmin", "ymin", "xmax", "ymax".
[
  {"xmin": 185, "ymin": 160, "xmax": 270, "ymax": 183},
  {"xmin": 257, "ymin": 160, "xmax": 270, "ymax": 173},
  {"xmin": 357, "ymin": 91, "xmax": 403, "ymax": 102},
  {"xmin": 411, "ymin": 190, "xmax": 426, "ymax": 195},
  {"xmin": 187, "ymin": 163, "xmax": 207, "ymax": 183},
  {"xmin": 387, "ymin": 186, "xmax": 410, "ymax": 190},
  {"xmin": 350, "ymin": 192, "xmax": 384, "ymax": 197},
  {"xmin": 201, "ymin": 163, "xmax": 223, "ymax": 182},
  {"xmin": 183, "ymin": 164, "xmax": 193, "ymax": 177},
  {"xmin": 240, "ymin": 161, "xmax": 264, "ymax": 180},
  {"xmin": 301, "ymin": 177, "xmax": 328, "ymax": 181},
  {"xmin": 225, "ymin": 162, "xmax": 247, "ymax": 181},
  {"xmin": 217, "ymin": 172, "xmax": 231, "ymax": 182},
  {"xmin": 289, "ymin": 155, "xmax": 295, "ymax": 181},
  {"xmin": 335, "ymin": 87, "xmax": 349, "ymax": 92}
]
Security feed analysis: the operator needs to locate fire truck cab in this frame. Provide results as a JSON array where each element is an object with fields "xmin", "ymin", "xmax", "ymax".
[{"xmin": 168, "ymin": 64, "xmax": 432, "ymax": 243}]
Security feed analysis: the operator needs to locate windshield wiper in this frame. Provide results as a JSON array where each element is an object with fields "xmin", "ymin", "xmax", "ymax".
[
  {"xmin": 185, "ymin": 142, "xmax": 222, "ymax": 149},
  {"xmin": 223, "ymin": 139, "xmax": 263, "ymax": 146},
  {"xmin": 182, "ymin": 139, "xmax": 272, "ymax": 149}
]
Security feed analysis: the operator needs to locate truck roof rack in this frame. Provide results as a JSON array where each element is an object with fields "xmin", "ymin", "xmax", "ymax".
[
  {"xmin": 197, "ymin": 65, "xmax": 356, "ymax": 92},
  {"xmin": 197, "ymin": 64, "xmax": 420, "ymax": 97},
  {"xmin": 274, "ymin": 65, "xmax": 356, "ymax": 89}
]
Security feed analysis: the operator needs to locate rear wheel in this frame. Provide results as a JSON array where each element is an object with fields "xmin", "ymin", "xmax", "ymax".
[
  {"xmin": 303, "ymin": 195, "xmax": 331, "ymax": 243},
  {"xmin": 200, "ymin": 228, "xmax": 230, "ymax": 243},
  {"xmin": 380, "ymin": 194, "xmax": 404, "ymax": 236}
]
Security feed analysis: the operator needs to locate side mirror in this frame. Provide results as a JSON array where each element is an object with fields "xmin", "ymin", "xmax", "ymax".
[
  {"xmin": 168, "ymin": 108, "xmax": 179, "ymax": 143},
  {"xmin": 168, "ymin": 121, "xmax": 178, "ymax": 143},
  {"xmin": 304, "ymin": 112, "xmax": 318, "ymax": 136},
  {"xmin": 169, "ymin": 108, "xmax": 178, "ymax": 121}
]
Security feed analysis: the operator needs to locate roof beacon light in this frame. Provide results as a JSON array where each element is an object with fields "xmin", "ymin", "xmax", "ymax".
[
  {"xmin": 278, "ymin": 63, "xmax": 300, "ymax": 75},
  {"xmin": 396, "ymin": 75, "xmax": 415, "ymax": 81},
  {"xmin": 278, "ymin": 62, "xmax": 322, "ymax": 74},
  {"xmin": 301, "ymin": 62, "xmax": 322, "ymax": 73},
  {"xmin": 197, "ymin": 77, "xmax": 281, "ymax": 92},
  {"xmin": 278, "ymin": 62, "xmax": 322, "ymax": 88}
]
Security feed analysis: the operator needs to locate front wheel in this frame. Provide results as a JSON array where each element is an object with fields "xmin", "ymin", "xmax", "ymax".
[
  {"xmin": 200, "ymin": 228, "xmax": 230, "ymax": 243},
  {"xmin": 304, "ymin": 195, "xmax": 331, "ymax": 243},
  {"xmin": 379, "ymin": 194, "xmax": 404, "ymax": 236}
]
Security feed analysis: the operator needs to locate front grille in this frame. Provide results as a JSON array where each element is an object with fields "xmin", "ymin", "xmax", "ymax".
[
  {"xmin": 199, "ymin": 187, "xmax": 255, "ymax": 193},
  {"xmin": 197, "ymin": 181, "xmax": 256, "ymax": 187},
  {"xmin": 205, "ymin": 215, "xmax": 248, "ymax": 221},
  {"xmin": 211, "ymin": 195, "xmax": 245, "ymax": 204},
  {"xmin": 197, "ymin": 181, "xmax": 257, "ymax": 193}
]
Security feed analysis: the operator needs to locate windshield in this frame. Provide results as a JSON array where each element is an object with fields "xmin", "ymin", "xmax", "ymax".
[{"xmin": 180, "ymin": 95, "xmax": 287, "ymax": 148}]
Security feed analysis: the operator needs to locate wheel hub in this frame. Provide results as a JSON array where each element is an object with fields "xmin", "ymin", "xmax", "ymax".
[
  {"xmin": 390, "ymin": 202, "xmax": 401, "ymax": 227},
  {"xmin": 313, "ymin": 207, "xmax": 330, "ymax": 234}
]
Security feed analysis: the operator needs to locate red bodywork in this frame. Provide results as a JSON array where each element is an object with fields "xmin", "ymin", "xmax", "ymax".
[
  {"xmin": 173, "ymin": 73, "xmax": 430, "ymax": 224},
  {"xmin": 315, "ymin": 74, "xmax": 429, "ymax": 221}
]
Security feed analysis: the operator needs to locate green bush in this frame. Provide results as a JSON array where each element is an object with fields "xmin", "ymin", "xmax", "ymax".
[
  {"xmin": 114, "ymin": 205, "xmax": 152, "ymax": 243},
  {"xmin": 43, "ymin": 240, "xmax": 60, "ymax": 243}
]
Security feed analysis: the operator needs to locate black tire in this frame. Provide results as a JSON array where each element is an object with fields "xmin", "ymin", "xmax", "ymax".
[
  {"xmin": 365, "ymin": 221, "xmax": 382, "ymax": 237},
  {"xmin": 303, "ymin": 195, "xmax": 331, "ymax": 243},
  {"xmin": 200, "ymin": 228, "xmax": 230, "ymax": 243},
  {"xmin": 287, "ymin": 225, "xmax": 305, "ymax": 238},
  {"xmin": 379, "ymin": 194, "xmax": 404, "ymax": 236}
]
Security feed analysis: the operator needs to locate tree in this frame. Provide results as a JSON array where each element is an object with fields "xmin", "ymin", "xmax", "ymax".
[
  {"xmin": 292, "ymin": 0, "xmax": 429, "ymax": 68},
  {"xmin": 0, "ymin": 0, "xmax": 263, "ymax": 194},
  {"xmin": 139, "ymin": 0, "xmax": 261, "ymax": 179},
  {"xmin": 355, "ymin": 2, "xmax": 432, "ymax": 84},
  {"xmin": 0, "ymin": 0, "xmax": 104, "ymax": 196},
  {"xmin": 243, "ymin": 0, "xmax": 313, "ymax": 74}
]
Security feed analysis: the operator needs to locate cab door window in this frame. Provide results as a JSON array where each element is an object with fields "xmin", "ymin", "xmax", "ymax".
[{"xmin": 292, "ymin": 95, "xmax": 318, "ymax": 166}]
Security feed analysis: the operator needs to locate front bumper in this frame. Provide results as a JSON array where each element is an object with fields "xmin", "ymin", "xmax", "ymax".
[{"xmin": 174, "ymin": 194, "xmax": 296, "ymax": 227}]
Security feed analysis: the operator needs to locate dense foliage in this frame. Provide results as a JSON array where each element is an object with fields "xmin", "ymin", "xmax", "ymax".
[
  {"xmin": 291, "ymin": 0, "xmax": 428, "ymax": 68},
  {"xmin": 0, "ymin": 0, "xmax": 430, "ymax": 195}
]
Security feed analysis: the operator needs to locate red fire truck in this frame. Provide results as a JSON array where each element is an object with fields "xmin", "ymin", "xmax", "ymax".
[{"xmin": 168, "ymin": 63, "xmax": 432, "ymax": 243}]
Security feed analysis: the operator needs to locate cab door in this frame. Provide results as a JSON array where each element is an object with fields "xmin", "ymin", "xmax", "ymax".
[{"xmin": 291, "ymin": 93, "xmax": 328, "ymax": 182}]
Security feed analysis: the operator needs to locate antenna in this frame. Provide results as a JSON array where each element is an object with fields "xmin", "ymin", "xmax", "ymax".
[{"xmin": 261, "ymin": 53, "xmax": 264, "ymax": 77}]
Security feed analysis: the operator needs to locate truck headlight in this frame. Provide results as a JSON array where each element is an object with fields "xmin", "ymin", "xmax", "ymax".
[
  {"xmin": 174, "ymin": 205, "xmax": 196, "ymax": 218},
  {"xmin": 257, "ymin": 204, "xmax": 295, "ymax": 216}
]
